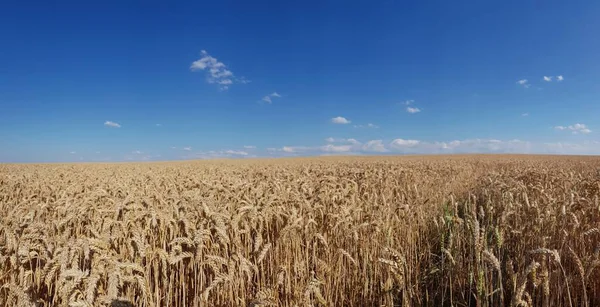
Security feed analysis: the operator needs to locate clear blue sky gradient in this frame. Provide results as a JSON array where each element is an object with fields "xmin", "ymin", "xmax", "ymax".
[{"xmin": 1, "ymin": 0, "xmax": 599, "ymax": 162}]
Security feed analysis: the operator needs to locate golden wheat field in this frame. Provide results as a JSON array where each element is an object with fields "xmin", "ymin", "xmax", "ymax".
[{"xmin": 1, "ymin": 155, "xmax": 600, "ymax": 307}]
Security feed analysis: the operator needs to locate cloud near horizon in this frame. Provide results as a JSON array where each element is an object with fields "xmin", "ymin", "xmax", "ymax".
[{"xmin": 262, "ymin": 138, "xmax": 600, "ymax": 157}]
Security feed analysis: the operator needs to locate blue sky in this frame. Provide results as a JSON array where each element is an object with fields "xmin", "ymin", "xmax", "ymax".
[{"xmin": 1, "ymin": 0, "xmax": 599, "ymax": 162}]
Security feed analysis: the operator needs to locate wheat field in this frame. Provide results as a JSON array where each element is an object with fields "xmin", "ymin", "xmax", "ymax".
[{"xmin": 1, "ymin": 155, "xmax": 599, "ymax": 306}]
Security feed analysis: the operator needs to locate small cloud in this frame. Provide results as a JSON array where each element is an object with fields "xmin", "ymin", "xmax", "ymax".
[
  {"xmin": 354, "ymin": 123, "xmax": 379, "ymax": 128},
  {"xmin": 516, "ymin": 79, "xmax": 531, "ymax": 88},
  {"xmin": 262, "ymin": 92, "xmax": 282, "ymax": 104},
  {"xmin": 362, "ymin": 140, "xmax": 387, "ymax": 152},
  {"xmin": 183, "ymin": 147, "xmax": 192, "ymax": 151},
  {"xmin": 243, "ymin": 145, "xmax": 256, "ymax": 149},
  {"xmin": 557, "ymin": 75, "xmax": 564, "ymax": 82},
  {"xmin": 70, "ymin": 151, "xmax": 76, "ymax": 154},
  {"xmin": 282, "ymin": 146, "xmax": 295, "ymax": 153},
  {"xmin": 190, "ymin": 50, "xmax": 246, "ymax": 90},
  {"xmin": 104, "ymin": 121, "xmax": 121, "ymax": 128},
  {"xmin": 320, "ymin": 144, "xmax": 353, "ymax": 153},
  {"xmin": 224, "ymin": 150, "xmax": 248, "ymax": 156},
  {"xmin": 170, "ymin": 146, "xmax": 177, "ymax": 149},
  {"xmin": 403, "ymin": 100, "xmax": 414, "ymax": 105},
  {"xmin": 132, "ymin": 150, "xmax": 143, "ymax": 154},
  {"xmin": 95, "ymin": 151, "xmax": 100, "ymax": 154},
  {"xmin": 554, "ymin": 123, "xmax": 591, "ymax": 134},
  {"xmin": 522, "ymin": 113, "xmax": 529, "ymax": 117},
  {"xmin": 156, "ymin": 123, "xmax": 162, "ymax": 127},
  {"xmin": 406, "ymin": 107, "xmax": 421, "ymax": 114},
  {"xmin": 325, "ymin": 138, "xmax": 360, "ymax": 145},
  {"xmin": 543, "ymin": 76, "xmax": 552, "ymax": 82},
  {"xmin": 390, "ymin": 139, "xmax": 421, "ymax": 148},
  {"xmin": 331, "ymin": 116, "xmax": 351, "ymax": 124},
  {"xmin": 346, "ymin": 138, "xmax": 361, "ymax": 145}
]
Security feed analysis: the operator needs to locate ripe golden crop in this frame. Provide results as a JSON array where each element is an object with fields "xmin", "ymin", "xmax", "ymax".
[{"xmin": 1, "ymin": 155, "xmax": 599, "ymax": 306}]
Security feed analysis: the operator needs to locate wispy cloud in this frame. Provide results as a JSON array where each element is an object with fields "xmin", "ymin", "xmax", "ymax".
[
  {"xmin": 282, "ymin": 146, "xmax": 296, "ymax": 153},
  {"xmin": 156, "ymin": 123, "xmax": 162, "ymax": 127},
  {"xmin": 403, "ymin": 100, "xmax": 414, "ymax": 105},
  {"xmin": 183, "ymin": 147, "xmax": 192, "ymax": 151},
  {"xmin": 70, "ymin": 151, "xmax": 76, "ymax": 154},
  {"xmin": 255, "ymin": 138, "xmax": 600, "ymax": 157},
  {"xmin": 362, "ymin": 140, "xmax": 387, "ymax": 152},
  {"xmin": 262, "ymin": 92, "xmax": 281, "ymax": 104},
  {"xmin": 325, "ymin": 138, "xmax": 360, "ymax": 145},
  {"xmin": 104, "ymin": 121, "xmax": 121, "ymax": 128},
  {"xmin": 243, "ymin": 145, "xmax": 256, "ymax": 149},
  {"xmin": 132, "ymin": 150, "xmax": 143, "ymax": 154},
  {"xmin": 354, "ymin": 123, "xmax": 379, "ymax": 128},
  {"xmin": 190, "ymin": 50, "xmax": 247, "ymax": 90},
  {"xmin": 516, "ymin": 79, "xmax": 531, "ymax": 88},
  {"xmin": 521, "ymin": 113, "xmax": 529, "ymax": 117},
  {"xmin": 543, "ymin": 75, "xmax": 565, "ymax": 82},
  {"xmin": 390, "ymin": 139, "xmax": 421, "ymax": 148},
  {"xmin": 181, "ymin": 149, "xmax": 254, "ymax": 160},
  {"xmin": 406, "ymin": 107, "xmax": 421, "ymax": 114},
  {"xmin": 554, "ymin": 123, "xmax": 591, "ymax": 134},
  {"xmin": 170, "ymin": 146, "xmax": 177, "ymax": 149},
  {"xmin": 320, "ymin": 144, "xmax": 353, "ymax": 153},
  {"xmin": 224, "ymin": 150, "xmax": 248, "ymax": 156},
  {"xmin": 331, "ymin": 116, "xmax": 351, "ymax": 124}
]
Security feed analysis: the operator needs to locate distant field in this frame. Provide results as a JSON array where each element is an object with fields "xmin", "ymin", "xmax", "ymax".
[{"xmin": 1, "ymin": 155, "xmax": 599, "ymax": 306}]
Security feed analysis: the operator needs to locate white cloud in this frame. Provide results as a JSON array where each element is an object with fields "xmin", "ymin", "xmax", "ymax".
[
  {"xmin": 190, "ymin": 50, "xmax": 247, "ymax": 90},
  {"xmin": 181, "ymin": 149, "xmax": 256, "ymax": 160},
  {"xmin": 403, "ymin": 100, "xmax": 414, "ymax": 105},
  {"xmin": 556, "ymin": 75, "xmax": 564, "ymax": 81},
  {"xmin": 362, "ymin": 140, "xmax": 387, "ymax": 152},
  {"xmin": 517, "ymin": 79, "xmax": 531, "ymax": 88},
  {"xmin": 132, "ymin": 150, "xmax": 143, "ymax": 154},
  {"xmin": 325, "ymin": 138, "xmax": 361, "ymax": 145},
  {"xmin": 156, "ymin": 123, "xmax": 162, "ymax": 127},
  {"xmin": 282, "ymin": 146, "xmax": 296, "ymax": 153},
  {"xmin": 224, "ymin": 150, "xmax": 248, "ymax": 156},
  {"xmin": 331, "ymin": 116, "xmax": 351, "ymax": 124},
  {"xmin": 543, "ymin": 76, "xmax": 552, "ymax": 82},
  {"xmin": 104, "ymin": 121, "xmax": 121, "ymax": 128},
  {"xmin": 243, "ymin": 145, "xmax": 256, "ymax": 149},
  {"xmin": 262, "ymin": 92, "xmax": 282, "ymax": 104},
  {"xmin": 170, "ymin": 146, "xmax": 177, "ymax": 149},
  {"xmin": 406, "ymin": 107, "xmax": 421, "ymax": 114},
  {"xmin": 346, "ymin": 138, "xmax": 361, "ymax": 145},
  {"xmin": 522, "ymin": 113, "xmax": 529, "ymax": 117},
  {"xmin": 70, "ymin": 151, "xmax": 76, "ymax": 154},
  {"xmin": 354, "ymin": 123, "xmax": 379, "ymax": 128},
  {"xmin": 321, "ymin": 144, "xmax": 353, "ymax": 153},
  {"xmin": 241, "ymin": 138, "xmax": 600, "ymax": 157},
  {"xmin": 390, "ymin": 139, "xmax": 421, "ymax": 148},
  {"xmin": 555, "ymin": 123, "xmax": 591, "ymax": 134},
  {"xmin": 183, "ymin": 147, "xmax": 192, "ymax": 151}
]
